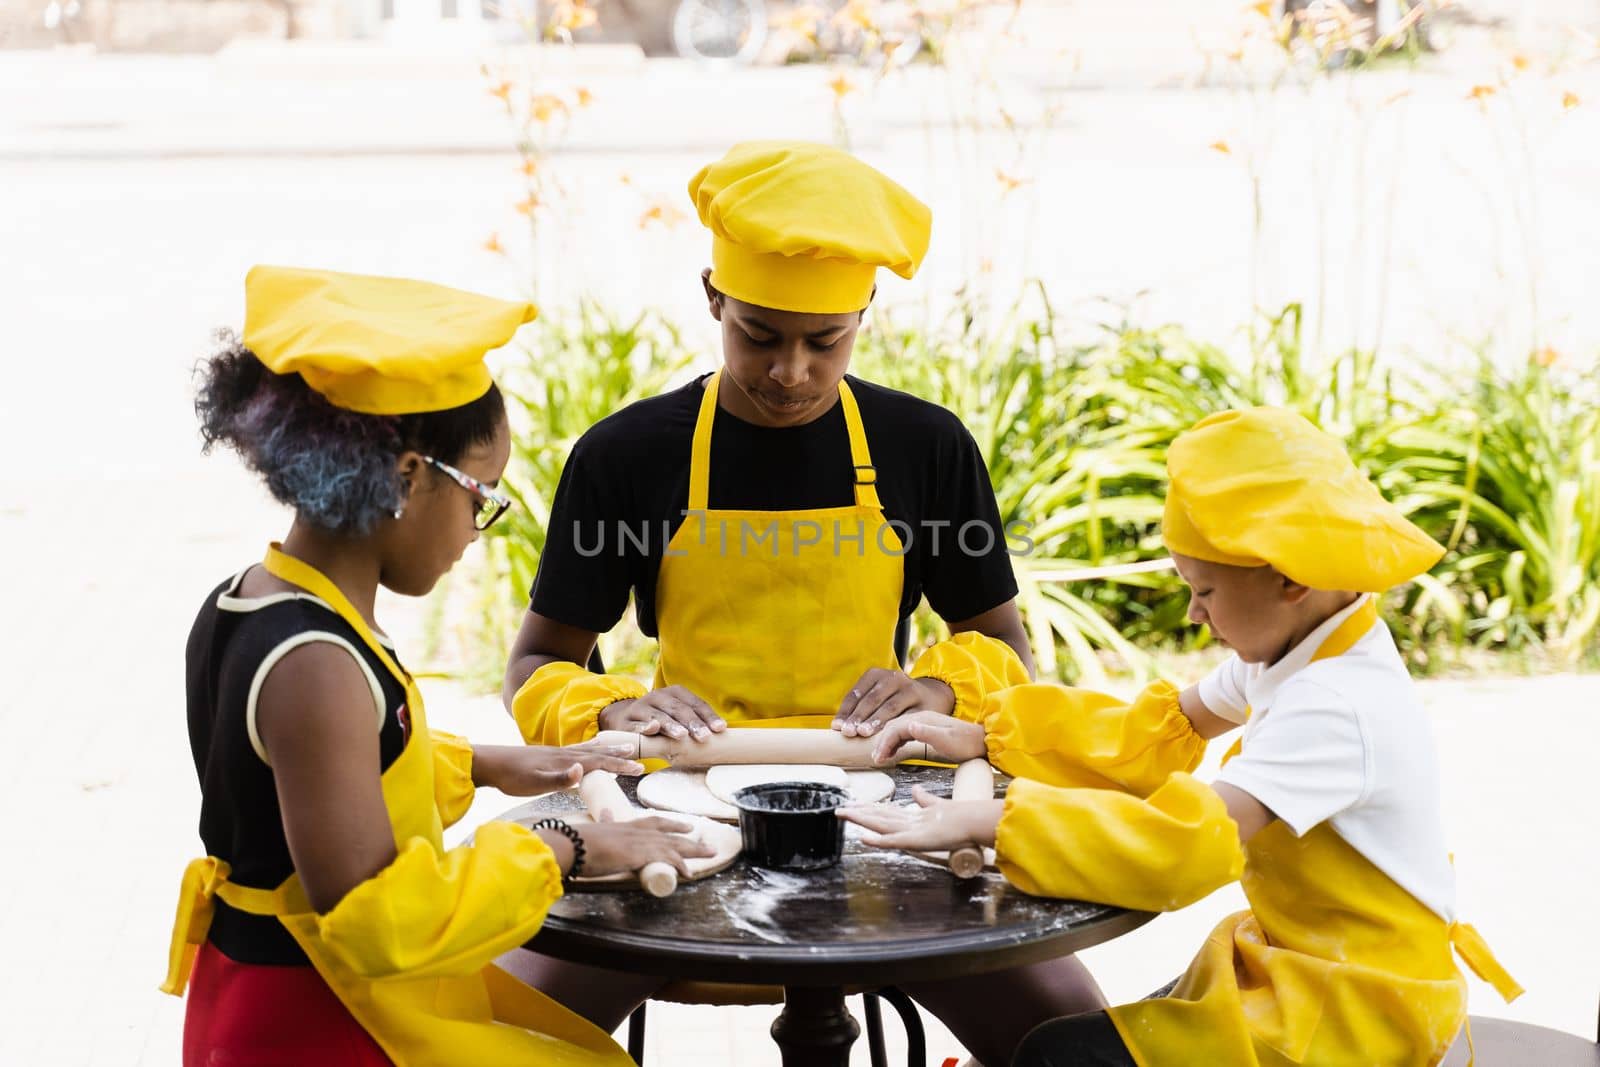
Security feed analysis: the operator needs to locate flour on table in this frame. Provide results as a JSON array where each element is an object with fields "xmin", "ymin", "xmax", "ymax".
[{"xmin": 842, "ymin": 770, "xmax": 894, "ymax": 804}]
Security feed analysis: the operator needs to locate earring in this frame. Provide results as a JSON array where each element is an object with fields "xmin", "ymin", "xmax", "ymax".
[{"xmin": 393, "ymin": 508, "xmax": 404, "ymax": 520}]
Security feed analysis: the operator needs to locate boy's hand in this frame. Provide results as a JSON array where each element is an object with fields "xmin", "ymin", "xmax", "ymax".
[
  {"xmin": 599, "ymin": 686, "xmax": 726, "ymax": 741},
  {"xmin": 869, "ymin": 711, "xmax": 986, "ymax": 766},
  {"xmin": 833, "ymin": 669, "xmax": 955, "ymax": 738},
  {"xmin": 838, "ymin": 786, "xmax": 1003, "ymax": 851}
]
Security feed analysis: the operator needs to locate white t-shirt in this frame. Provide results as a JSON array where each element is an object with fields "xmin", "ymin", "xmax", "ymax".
[{"xmin": 1200, "ymin": 594, "xmax": 1457, "ymax": 921}]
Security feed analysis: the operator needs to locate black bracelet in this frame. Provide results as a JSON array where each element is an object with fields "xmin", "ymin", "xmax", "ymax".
[{"xmin": 531, "ymin": 818, "xmax": 586, "ymax": 883}]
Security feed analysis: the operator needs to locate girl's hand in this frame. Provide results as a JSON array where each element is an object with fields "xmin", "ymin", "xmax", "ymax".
[
  {"xmin": 838, "ymin": 786, "xmax": 1004, "ymax": 852},
  {"xmin": 599, "ymin": 686, "xmax": 726, "ymax": 741},
  {"xmin": 576, "ymin": 817, "xmax": 717, "ymax": 878},
  {"xmin": 833, "ymin": 669, "xmax": 955, "ymax": 737},
  {"xmin": 474, "ymin": 741, "xmax": 644, "ymax": 796},
  {"xmin": 869, "ymin": 711, "xmax": 987, "ymax": 766}
]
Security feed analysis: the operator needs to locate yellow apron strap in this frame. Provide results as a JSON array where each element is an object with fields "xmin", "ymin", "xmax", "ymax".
[
  {"xmin": 218, "ymin": 876, "xmax": 307, "ymax": 917},
  {"xmin": 836, "ymin": 379, "xmax": 881, "ymax": 511},
  {"xmin": 687, "ymin": 369, "xmax": 722, "ymax": 514},
  {"xmin": 1309, "ymin": 598, "xmax": 1380, "ymax": 664},
  {"xmin": 688, "ymin": 371, "xmax": 880, "ymax": 511},
  {"xmin": 1450, "ymin": 922, "xmax": 1525, "ymax": 1003},
  {"xmin": 263, "ymin": 545, "xmax": 407, "ymax": 687},
  {"xmin": 161, "ymin": 860, "xmax": 311, "ymax": 997},
  {"xmin": 160, "ymin": 856, "xmax": 232, "ymax": 996}
]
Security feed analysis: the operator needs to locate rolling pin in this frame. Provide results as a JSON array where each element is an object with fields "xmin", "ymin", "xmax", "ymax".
[
  {"xmin": 590, "ymin": 727, "xmax": 932, "ymax": 769},
  {"xmin": 948, "ymin": 759, "xmax": 994, "ymax": 879},
  {"xmin": 578, "ymin": 770, "xmax": 678, "ymax": 898}
]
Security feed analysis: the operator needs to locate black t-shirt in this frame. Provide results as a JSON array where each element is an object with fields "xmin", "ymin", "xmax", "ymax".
[
  {"xmin": 186, "ymin": 571, "xmax": 411, "ymax": 965},
  {"xmin": 530, "ymin": 374, "xmax": 1019, "ymax": 638}
]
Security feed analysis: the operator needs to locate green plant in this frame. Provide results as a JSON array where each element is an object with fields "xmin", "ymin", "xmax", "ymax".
[
  {"xmin": 855, "ymin": 289, "xmax": 1151, "ymax": 683},
  {"xmin": 1394, "ymin": 355, "xmax": 1600, "ymax": 662},
  {"xmin": 450, "ymin": 288, "xmax": 1598, "ymax": 692},
  {"xmin": 458, "ymin": 303, "xmax": 697, "ymax": 685}
]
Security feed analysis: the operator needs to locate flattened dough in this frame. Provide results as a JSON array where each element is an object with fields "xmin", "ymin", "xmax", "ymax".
[
  {"xmin": 636, "ymin": 769, "xmax": 738, "ymax": 821},
  {"xmin": 844, "ymin": 770, "xmax": 895, "ymax": 805},
  {"xmin": 706, "ymin": 764, "xmax": 848, "ymax": 805},
  {"xmin": 510, "ymin": 811, "xmax": 743, "ymax": 891},
  {"xmin": 639, "ymin": 768, "xmax": 897, "ymax": 821}
]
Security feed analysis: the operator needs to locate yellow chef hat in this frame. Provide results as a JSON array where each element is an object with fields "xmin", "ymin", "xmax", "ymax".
[
  {"xmin": 688, "ymin": 141, "xmax": 932, "ymax": 314},
  {"xmin": 1161, "ymin": 407, "xmax": 1444, "ymax": 592},
  {"xmin": 242, "ymin": 265, "xmax": 537, "ymax": 415}
]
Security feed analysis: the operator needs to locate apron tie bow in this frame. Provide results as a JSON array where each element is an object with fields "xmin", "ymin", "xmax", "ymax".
[
  {"xmin": 1449, "ymin": 921, "xmax": 1524, "ymax": 1003},
  {"xmin": 160, "ymin": 856, "xmax": 232, "ymax": 996}
]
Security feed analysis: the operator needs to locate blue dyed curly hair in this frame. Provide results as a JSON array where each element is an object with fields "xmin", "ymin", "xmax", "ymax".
[{"xmin": 195, "ymin": 331, "xmax": 506, "ymax": 535}]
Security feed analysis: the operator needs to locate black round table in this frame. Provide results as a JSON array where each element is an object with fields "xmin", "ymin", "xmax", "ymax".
[{"xmin": 502, "ymin": 766, "xmax": 1152, "ymax": 1067}]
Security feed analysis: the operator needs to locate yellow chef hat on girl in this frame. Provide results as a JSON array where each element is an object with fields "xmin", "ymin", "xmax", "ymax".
[
  {"xmin": 688, "ymin": 141, "xmax": 932, "ymax": 314},
  {"xmin": 1161, "ymin": 407, "xmax": 1444, "ymax": 591},
  {"xmin": 242, "ymin": 265, "xmax": 537, "ymax": 415}
]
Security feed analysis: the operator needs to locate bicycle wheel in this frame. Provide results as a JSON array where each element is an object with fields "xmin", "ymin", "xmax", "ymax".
[{"xmin": 671, "ymin": 0, "xmax": 768, "ymax": 64}]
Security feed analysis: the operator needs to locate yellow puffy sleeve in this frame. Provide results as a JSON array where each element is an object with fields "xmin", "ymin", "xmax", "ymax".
[
  {"xmin": 314, "ymin": 821, "xmax": 563, "ymax": 980},
  {"xmin": 981, "ymin": 681, "xmax": 1206, "ymax": 797},
  {"xmin": 511, "ymin": 661, "xmax": 648, "ymax": 746},
  {"xmin": 908, "ymin": 632, "xmax": 1030, "ymax": 723},
  {"xmin": 994, "ymin": 774, "xmax": 1243, "ymax": 911},
  {"xmin": 429, "ymin": 730, "xmax": 476, "ymax": 830}
]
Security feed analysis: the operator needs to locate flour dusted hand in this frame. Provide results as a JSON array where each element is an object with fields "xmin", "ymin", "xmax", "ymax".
[
  {"xmin": 839, "ymin": 786, "xmax": 1003, "ymax": 853},
  {"xmin": 599, "ymin": 685, "xmax": 726, "ymax": 741},
  {"xmin": 577, "ymin": 817, "xmax": 715, "ymax": 878},
  {"xmin": 833, "ymin": 668, "xmax": 956, "ymax": 738},
  {"xmin": 869, "ymin": 711, "xmax": 986, "ymax": 766}
]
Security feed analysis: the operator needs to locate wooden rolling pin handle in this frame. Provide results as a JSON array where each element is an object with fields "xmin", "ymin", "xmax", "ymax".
[
  {"xmin": 578, "ymin": 771, "xmax": 679, "ymax": 898},
  {"xmin": 589, "ymin": 728, "xmax": 931, "ymax": 769},
  {"xmin": 948, "ymin": 846, "xmax": 985, "ymax": 880},
  {"xmin": 591, "ymin": 731, "xmax": 646, "ymax": 762},
  {"xmin": 636, "ymin": 864, "xmax": 678, "ymax": 897},
  {"xmin": 948, "ymin": 759, "xmax": 995, "ymax": 880}
]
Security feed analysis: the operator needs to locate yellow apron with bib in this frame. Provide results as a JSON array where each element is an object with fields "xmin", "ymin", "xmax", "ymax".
[
  {"xmin": 652, "ymin": 369, "xmax": 905, "ymax": 728},
  {"xmin": 1106, "ymin": 601, "xmax": 1522, "ymax": 1067},
  {"xmin": 161, "ymin": 546, "xmax": 633, "ymax": 1067}
]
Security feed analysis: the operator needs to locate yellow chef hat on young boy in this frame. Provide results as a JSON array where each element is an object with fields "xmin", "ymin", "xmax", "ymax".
[
  {"xmin": 688, "ymin": 141, "xmax": 932, "ymax": 314},
  {"xmin": 1161, "ymin": 407, "xmax": 1444, "ymax": 592},
  {"xmin": 242, "ymin": 266, "xmax": 537, "ymax": 416}
]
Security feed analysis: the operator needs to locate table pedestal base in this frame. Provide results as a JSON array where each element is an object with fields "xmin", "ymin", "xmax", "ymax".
[{"xmin": 771, "ymin": 985, "xmax": 859, "ymax": 1067}]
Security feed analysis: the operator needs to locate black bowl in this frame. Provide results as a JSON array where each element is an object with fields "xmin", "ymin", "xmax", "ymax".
[{"xmin": 732, "ymin": 781, "xmax": 850, "ymax": 871}]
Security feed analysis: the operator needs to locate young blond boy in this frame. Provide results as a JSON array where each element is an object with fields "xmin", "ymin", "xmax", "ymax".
[{"xmin": 844, "ymin": 407, "xmax": 1520, "ymax": 1067}]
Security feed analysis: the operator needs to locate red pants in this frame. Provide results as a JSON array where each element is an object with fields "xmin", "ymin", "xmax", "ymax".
[{"xmin": 183, "ymin": 941, "xmax": 392, "ymax": 1066}]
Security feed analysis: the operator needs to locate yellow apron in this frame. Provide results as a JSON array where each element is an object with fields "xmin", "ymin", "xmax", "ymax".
[
  {"xmin": 162, "ymin": 546, "xmax": 632, "ymax": 1067},
  {"xmin": 652, "ymin": 369, "xmax": 905, "ymax": 728},
  {"xmin": 1105, "ymin": 600, "xmax": 1522, "ymax": 1066}
]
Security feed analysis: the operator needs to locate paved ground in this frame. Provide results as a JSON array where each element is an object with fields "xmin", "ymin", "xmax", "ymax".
[{"xmin": 3, "ymin": 9, "xmax": 1599, "ymax": 1062}]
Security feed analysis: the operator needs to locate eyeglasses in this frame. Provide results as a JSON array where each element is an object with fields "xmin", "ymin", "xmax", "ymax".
[{"xmin": 423, "ymin": 455, "xmax": 513, "ymax": 531}]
